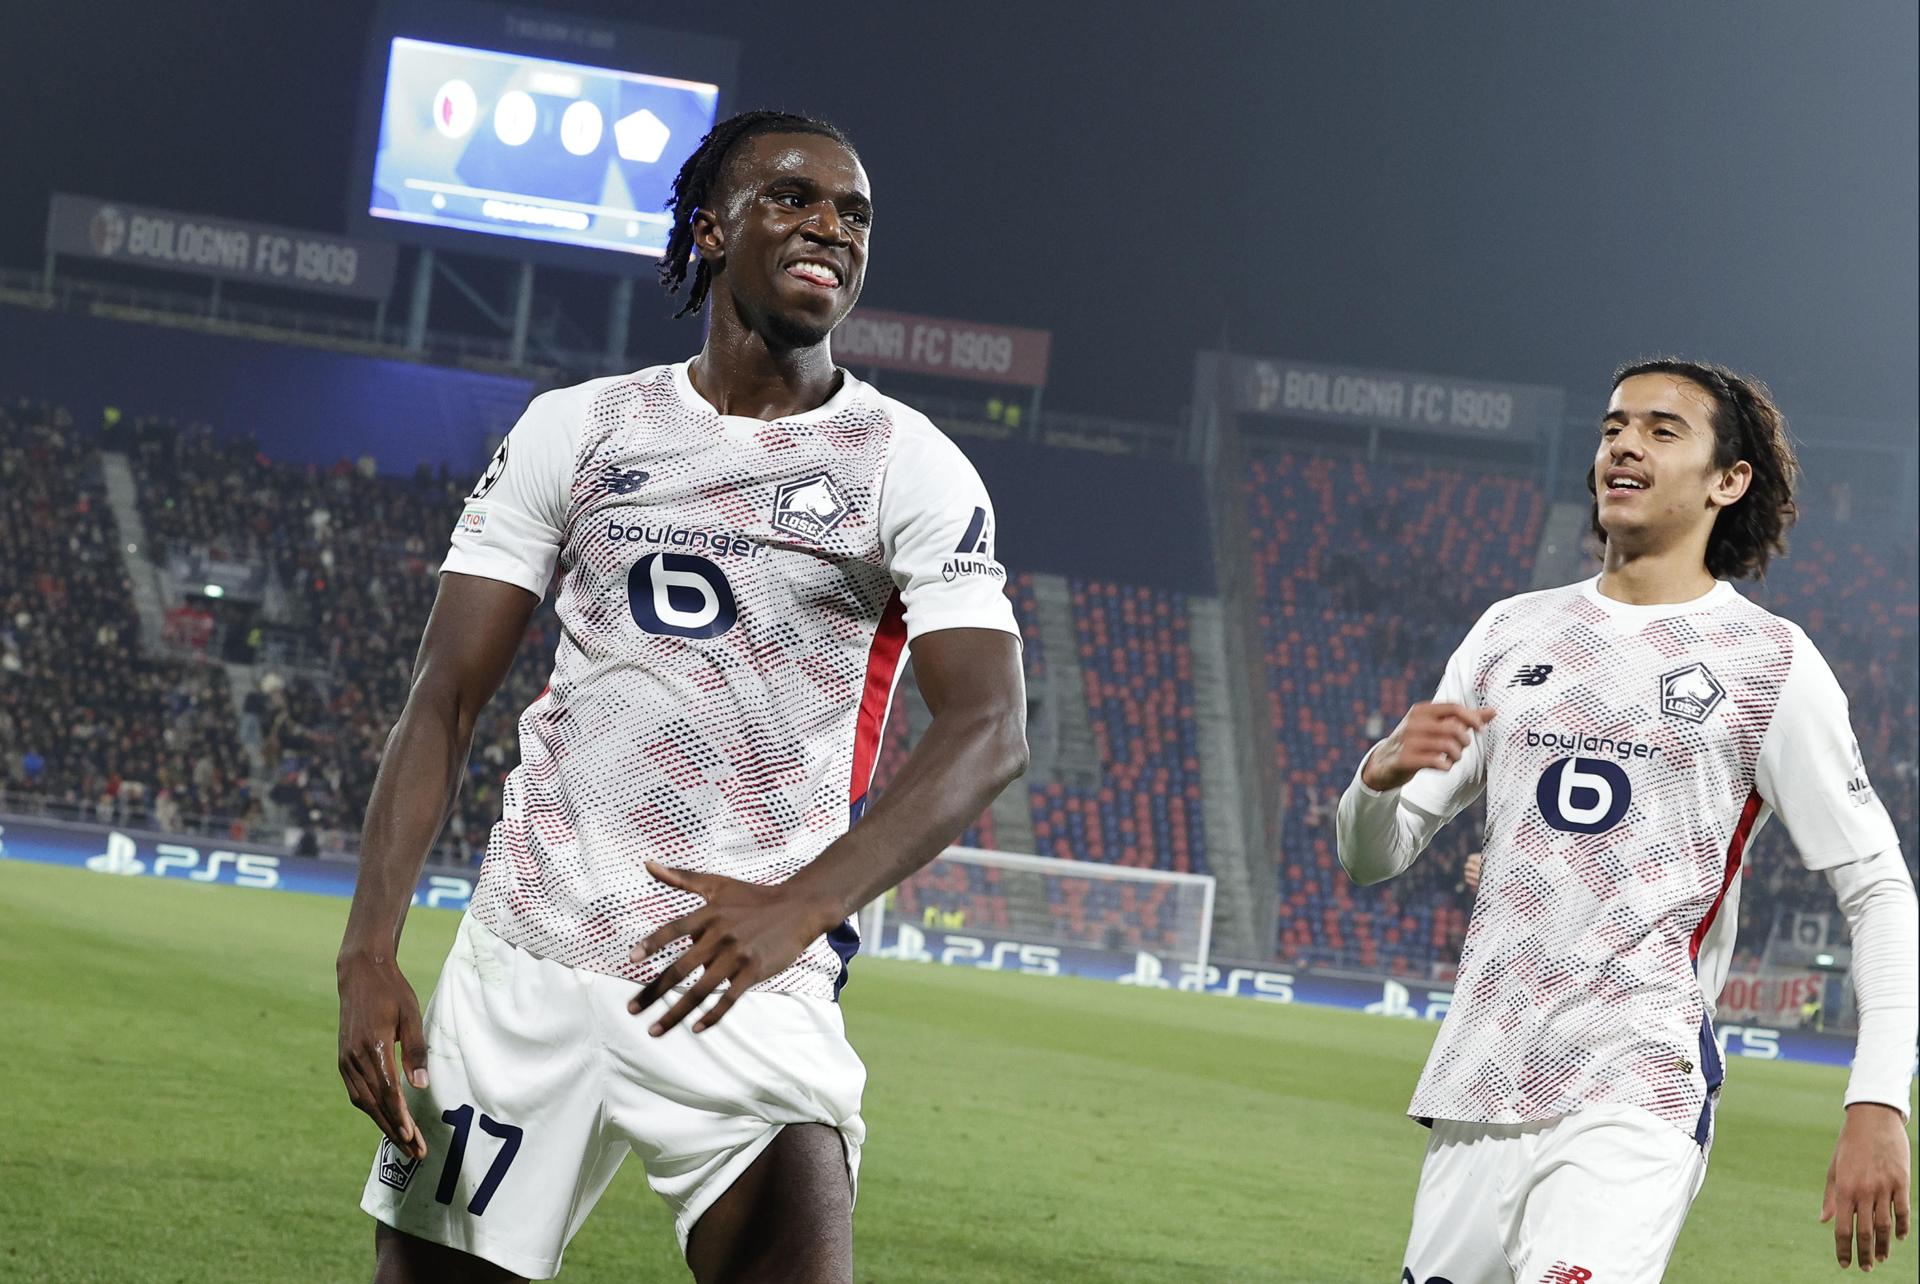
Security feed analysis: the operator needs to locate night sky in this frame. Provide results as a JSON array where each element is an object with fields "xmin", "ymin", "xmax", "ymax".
[{"xmin": 3, "ymin": 0, "xmax": 1914, "ymax": 430}]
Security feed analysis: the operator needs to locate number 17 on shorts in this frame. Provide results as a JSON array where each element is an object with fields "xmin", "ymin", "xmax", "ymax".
[{"xmin": 373, "ymin": 1102, "xmax": 525, "ymax": 1216}]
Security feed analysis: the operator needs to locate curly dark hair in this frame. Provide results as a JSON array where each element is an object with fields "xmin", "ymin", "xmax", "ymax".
[
  {"xmin": 657, "ymin": 110, "xmax": 858, "ymax": 319},
  {"xmin": 1588, "ymin": 358, "xmax": 1800, "ymax": 581}
]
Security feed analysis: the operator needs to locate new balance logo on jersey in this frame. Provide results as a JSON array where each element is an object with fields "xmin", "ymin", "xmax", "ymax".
[
  {"xmin": 1508, "ymin": 664, "xmax": 1554, "ymax": 687},
  {"xmin": 1660, "ymin": 662, "xmax": 1725, "ymax": 723},
  {"xmin": 772, "ymin": 473, "xmax": 850, "ymax": 540},
  {"xmin": 954, "ymin": 506, "xmax": 993, "ymax": 555},
  {"xmin": 376, "ymin": 1138, "xmax": 419, "ymax": 1192},
  {"xmin": 599, "ymin": 465, "xmax": 651, "ymax": 496}
]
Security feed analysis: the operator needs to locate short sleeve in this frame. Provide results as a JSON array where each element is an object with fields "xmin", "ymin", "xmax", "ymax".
[
  {"xmin": 1755, "ymin": 629, "xmax": 1900, "ymax": 870},
  {"xmin": 1399, "ymin": 609, "xmax": 1494, "ymax": 821},
  {"xmin": 440, "ymin": 388, "xmax": 582, "ymax": 600},
  {"xmin": 877, "ymin": 414, "xmax": 1020, "ymax": 644}
]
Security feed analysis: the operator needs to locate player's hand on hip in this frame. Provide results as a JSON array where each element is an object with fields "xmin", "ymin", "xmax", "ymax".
[
  {"xmin": 336, "ymin": 955, "xmax": 430, "ymax": 1161},
  {"xmin": 628, "ymin": 861, "xmax": 841, "ymax": 1037},
  {"xmin": 1361, "ymin": 701, "xmax": 1495, "ymax": 792},
  {"xmin": 1822, "ymin": 1102, "xmax": 1912, "ymax": 1272}
]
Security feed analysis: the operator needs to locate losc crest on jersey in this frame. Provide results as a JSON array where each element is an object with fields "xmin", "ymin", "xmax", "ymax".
[
  {"xmin": 771, "ymin": 473, "xmax": 851, "ymax": 541},
  {"xmin": 1659, "ymin": 662, "xmax": 1725, "ymax": 723}
]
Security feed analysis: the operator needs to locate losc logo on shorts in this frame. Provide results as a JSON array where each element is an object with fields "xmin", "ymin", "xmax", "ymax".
[{"xmin": 377, "ymin": 1138, "xmax": 420, "ymax": 1192}]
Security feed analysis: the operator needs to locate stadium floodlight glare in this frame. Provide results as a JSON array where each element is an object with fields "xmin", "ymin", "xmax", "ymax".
[{"xmin": 860, "ymin": 845, "xmax": 1215, "ymax": 983}]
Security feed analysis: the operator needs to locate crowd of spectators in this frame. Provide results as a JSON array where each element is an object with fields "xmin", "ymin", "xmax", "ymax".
[
  {"xmin": 8, "ymin": 399, "xmax": 1914, "ymax": 988},
  {"xmin": 127, "ymin": 416, "xmax": 555, "ymax": 860},
  {"xmin": 0, "ymin": 401, "xmax": 254, "ymax": 832},
  {"xmin": 1248, "ymin": 450, "xmax": 1544, "ymax": 976},
  {"xmin": 1247, "ymin": 448, "xmax": 1920, "ymax": 980},
  {"xmin": 1732, "ymin": 519, "xmax": 1920, "ymax": 963}
]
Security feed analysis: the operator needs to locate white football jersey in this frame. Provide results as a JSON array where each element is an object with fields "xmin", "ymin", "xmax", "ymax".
[
  {"xmin": 442, "ymin": 362, "xmax": 1019, "ymax": 999},
  {"xmin": 1399, "ymin": 578, "xmax": 1897, "ymax": 1137}
]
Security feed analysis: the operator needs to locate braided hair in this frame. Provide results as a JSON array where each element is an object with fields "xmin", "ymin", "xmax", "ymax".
[{"xmin": 658, "ymin": 110, "xmax": 858, "ymax": 318}]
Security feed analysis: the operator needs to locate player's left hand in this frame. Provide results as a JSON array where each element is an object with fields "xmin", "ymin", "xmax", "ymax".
[
  {"xmin": 1821, "ymin": 1102, "xmax": 1912, "ymax": 1272},
  {"xmin": 627, "ymin": 861, "xmax": 842, "ymax": 1037}
]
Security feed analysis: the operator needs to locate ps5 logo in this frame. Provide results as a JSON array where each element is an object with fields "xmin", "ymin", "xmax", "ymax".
[{"xmin": 86, "ymin": 831, "xmax": 147, "ymax": 875}]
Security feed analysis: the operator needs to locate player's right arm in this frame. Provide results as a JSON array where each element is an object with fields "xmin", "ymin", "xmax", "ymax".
[
  {"xmin": 1336, "ymin": 619, "xmax": 1494, "ymax": 884},
  {"xmin": 336, "ymin": 390, "xmax": 577, "ymax": 1158},
  {"xmin": 336, "ymin": 572, "xmax": 540, "ymax": 1160}
]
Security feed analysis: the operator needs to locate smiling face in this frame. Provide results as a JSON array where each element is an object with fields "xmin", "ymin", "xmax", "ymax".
[
  {"xmin": 694, "ymin": 131, "xmax": 871, "ymax": 350},
  {"xmin": 1593, "ymin": 371, "xmax": 1752, "ymax": 561}
]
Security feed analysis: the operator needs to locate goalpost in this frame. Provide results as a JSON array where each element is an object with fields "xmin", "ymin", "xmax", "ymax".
[{"xmin": 859, "ymin": 845, "xmax": 1215, "ymax": 985}]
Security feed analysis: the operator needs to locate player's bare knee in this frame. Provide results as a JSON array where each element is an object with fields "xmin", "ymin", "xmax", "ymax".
[{"xmin": 689, "ymin": 1126, "xmax": 852, "ymax": 1284}]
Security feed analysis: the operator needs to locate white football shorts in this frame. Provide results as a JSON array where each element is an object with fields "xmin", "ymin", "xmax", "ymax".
[
  {"xmin": 360, "ymin": 914, "xmax": 867, "ymax": 1280},
  {"xmin": 1400, "ymin": 1104, "xmax": 1709, "ymax": 1284}
]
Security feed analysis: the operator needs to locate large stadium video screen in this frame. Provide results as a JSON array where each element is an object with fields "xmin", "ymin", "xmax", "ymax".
[{"xmin": 367, "ymin": 37, "xmax": 718, "ymax": 258}]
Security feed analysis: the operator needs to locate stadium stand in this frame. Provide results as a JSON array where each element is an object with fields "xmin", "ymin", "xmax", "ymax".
[
  {"xmin": 1737, "ymin": 517, "xmax": 1920, "ymax": 965},
  {"xmin": 1246, "ymin": 448, "xmax": 1919, "ymax": 978},
  {"xmin": 9, "ymin": 388, "xmax": 1910, "ymax": 980},
  {"xmin": 1248, "ymin": 450, "xmax": 1547, "ymax": 977},
  {"xmin": 870, "ymin": 572, "xmax": 1202, "ymax": 953},
  {"xmin": 1028, "ymin": 580, "xmax": 1205, "ymax": 875},
  {"xmin": 125, "ymin": 416, "xmax": 562, "ymax": 863},
  {"xmin": 0, "ymin": 402, "xmax": 255, "ymax": 834}
]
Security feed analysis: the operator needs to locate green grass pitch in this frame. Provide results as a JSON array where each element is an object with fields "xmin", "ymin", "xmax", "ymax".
[{"xmin": 2, "ymin": 860, "xmax": 1911, "ymax": 1282}]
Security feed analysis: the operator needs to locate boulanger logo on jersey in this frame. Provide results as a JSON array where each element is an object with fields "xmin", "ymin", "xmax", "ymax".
[
  {"xmin": 1523, "ymin": 728, "xmax": 1661, "ymax": 762},
  {"xmin": 771, "ymin": 473, "xmax": 850, "ymax": 540},
  {"xmin": 1659, "ymin": 662, "xmax": 1725, "ymax": 723},
  {"xmin": 627, "ymin": 552, "xmax": 738, "ymax": 639},
  {"xmin": 1535, "ymin": 757, "xmax": 1632, "ymax": 834}
]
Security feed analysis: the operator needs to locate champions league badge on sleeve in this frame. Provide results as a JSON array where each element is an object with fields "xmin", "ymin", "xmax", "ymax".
[{"xmin": 468, "ymin": 439, "xmax": 509, "ymax": 500}]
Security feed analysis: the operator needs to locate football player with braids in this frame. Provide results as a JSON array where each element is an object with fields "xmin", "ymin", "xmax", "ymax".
[{"xmin": 339, "ymin": 111, "xmax": 1027, "ymax": 1282}]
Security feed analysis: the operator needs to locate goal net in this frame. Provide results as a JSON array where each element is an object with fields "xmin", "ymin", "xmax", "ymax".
[{"xmin": 858, "ymin": 845, "xmax": 1215, "ymax": 985}]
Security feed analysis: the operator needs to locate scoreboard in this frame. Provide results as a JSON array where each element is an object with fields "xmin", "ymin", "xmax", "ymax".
[{"xmin": 349, "ymin": 1, "xmax": 738, "ymax": 268}]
